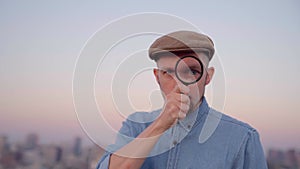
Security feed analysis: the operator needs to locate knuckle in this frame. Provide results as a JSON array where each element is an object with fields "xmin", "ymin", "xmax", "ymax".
[
  {"xmin": 178, "ymin": 112, "xmax": 186, "ymax": 119},
  {"xmin": 181, "ymin": 95, "xmax": 188, "ymax": 101},
  {"xmin": 181, "ymin": 104, "xmax": 189, "ymax": 112},
  {"xmin": 171, "ymin": 112, "xmax": 178, "ymax": 119}
]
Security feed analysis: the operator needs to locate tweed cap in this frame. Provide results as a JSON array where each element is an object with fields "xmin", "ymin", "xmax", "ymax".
[{"xmin": 149, "ymin": 30, "xmax": 215, "ymax": 61}]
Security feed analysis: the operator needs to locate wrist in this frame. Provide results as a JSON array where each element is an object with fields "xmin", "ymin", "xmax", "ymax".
[{"xmin": 150, "ymin": 118, "xmax": 169, "ymax": 135}]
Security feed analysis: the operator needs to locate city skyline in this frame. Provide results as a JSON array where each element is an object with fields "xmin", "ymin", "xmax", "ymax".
[
  {"xmin": 0, "ymin": 134, "xmax": 104, "ymax": 169},
  {"xmin": 1, "ymin": 133, "xmax": 300, "ymax": 169}
]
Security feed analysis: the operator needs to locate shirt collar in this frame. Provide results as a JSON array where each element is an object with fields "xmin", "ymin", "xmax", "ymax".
[{"xmin": 178, "ymin": 97, "xmax": 210, "ymax": 131}]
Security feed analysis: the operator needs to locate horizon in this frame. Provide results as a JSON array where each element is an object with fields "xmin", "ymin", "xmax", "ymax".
[{"xmin": 1, "ymin": 129, "xmax": 300, "ymax": 152}]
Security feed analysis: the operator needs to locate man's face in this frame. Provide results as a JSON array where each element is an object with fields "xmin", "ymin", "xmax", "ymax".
[{"xmin": 153, "ymin": 52, "xmax": 214, "ymax": 112}]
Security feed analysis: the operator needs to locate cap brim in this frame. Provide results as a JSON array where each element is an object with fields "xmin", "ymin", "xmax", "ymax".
[{"xmin": 150, "ymin": 47, "xmax": 212, "ymax": 60}]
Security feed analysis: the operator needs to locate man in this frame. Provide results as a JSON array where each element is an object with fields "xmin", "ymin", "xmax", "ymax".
[{"xmin": 97, "ymin": 31, "xmax": 268, "ymax": 169}]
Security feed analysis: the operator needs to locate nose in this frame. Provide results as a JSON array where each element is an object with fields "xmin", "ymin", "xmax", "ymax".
[{"xmin": 171, "ymin": 76, "xmax": 190, "ymax": 94}]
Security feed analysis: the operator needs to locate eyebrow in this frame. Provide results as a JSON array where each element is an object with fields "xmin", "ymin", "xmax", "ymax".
[
  {"xmin": 188, "ymin": 65, "xmax": 202, "ymax": 70},
  {"xmin": 158, "ymin": 66, "xmax": 174, "ymax": 70}
]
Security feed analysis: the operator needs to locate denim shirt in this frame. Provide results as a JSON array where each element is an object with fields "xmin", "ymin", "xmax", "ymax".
[{"xmin": 96, "ymin": 98, "xmax": 268, "ymax": 169}]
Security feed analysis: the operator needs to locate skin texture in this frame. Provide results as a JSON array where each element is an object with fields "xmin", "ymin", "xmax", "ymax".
[{"xmin": 109, "ymin": 51, "xmax": 215, "ymax": 169}]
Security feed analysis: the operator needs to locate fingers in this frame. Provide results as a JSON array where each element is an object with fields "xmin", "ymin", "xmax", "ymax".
[
  {"xmin": 167, "ymin": 93, "xmax": 190, "ymax": 120},
  {"xmin": 157, "ymin": 84, "xmax": 191, "ymax": 130},
  {"xmin": 176, "ymin": 94, "xmax": 190, "ymax": 104},
  {"xmin": 177, "ymin": 99, "xmax": 189, "ymax": 120},
  {"xmin": 173, "ymin": 85, "xmax": 190, "ymax": 109},
  {"xmin": 171, "ymin": 85, "xmax": 191, "ymax": 117},
  {"xmin": 178, "ymin": 111, "xmax": 186, "ymax": 119},
  {"xmin": 179, "ymin": 102, "xmax": 189, "ymax": 112}
]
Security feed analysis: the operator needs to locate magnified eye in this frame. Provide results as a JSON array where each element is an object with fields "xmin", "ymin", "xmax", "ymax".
[
  {"xmin": 182, "ymin": 68, "xmax": 200, "ymax": 76},
  {"xmin": 175, "ymin": 55, "xmax": 204, "ymax": 85},
  {"xmin": 190, "ymin": 69, "xmax": 200, "ymax": 75}
]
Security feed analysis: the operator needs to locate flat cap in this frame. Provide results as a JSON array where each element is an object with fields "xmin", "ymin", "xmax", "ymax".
[{"xmin": 149, "ymin": 30, "xmax": 215, "ymax": 61}]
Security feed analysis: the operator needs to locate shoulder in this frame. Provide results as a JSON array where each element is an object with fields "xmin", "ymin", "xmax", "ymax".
[
  {"xmin": 127, "ymin": 109, "xmax": 161, "ymax": 124},
  {"xmin": 209, "ymin": 109, "xmax": 264, "ymax": 160},
  {"xmin": 121, "ymin": 109, "xmax": 161, "ymax": 136},
  {"xmin": 208, "ymin": 108, "xmax": 261, "ymax": 144},
  {"xmin": 208, "ymin": 108, "xmax": 257, "ymax": 134},
  {"xmin": 216, "ymin": 111, "xmax": 267, "ymax": 167},
  {"xmin": 219, "ymin": 111, "xmax": 257, "ymax": 133}
]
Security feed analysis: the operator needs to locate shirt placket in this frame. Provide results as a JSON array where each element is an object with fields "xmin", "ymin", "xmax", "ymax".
[
  {"xmin": 166, "ymin": 123, "xmax": 181, "ymax": 169},
  {"xmin": 165, "ymin": 107, "xmax": 198, "ymax": 169}
]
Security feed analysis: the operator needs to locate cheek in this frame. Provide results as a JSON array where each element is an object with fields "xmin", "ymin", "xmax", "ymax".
[
  {"xmin": 189, "ymin": 80, "xmax": 206, "ymax": 100},
  {"xmin": 189, "ymin": 87, "xmax": 201, "ymax": 100},
  {"xmin": 159, "ymin": 80, "xmax": 176, "ymax": 96}
]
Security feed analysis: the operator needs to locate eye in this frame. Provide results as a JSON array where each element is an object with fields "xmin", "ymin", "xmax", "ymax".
[
  {"xmin": 166, "ymin": 69, "xmax": 175, "ymax": 74},
  {"xmin": 161, "ymin": 70, "xmax": 167, "ymax": 75},
  {"xmin": 182, "ymin": 69, "xmax": 200, "ymax": 75},
  {"xmin": 190, "ymin": 69, "xmax": 200, "ymax": 75},
  {"xmin": 160, "ymin": 69, "xmax": 174, "ymax": 75}
]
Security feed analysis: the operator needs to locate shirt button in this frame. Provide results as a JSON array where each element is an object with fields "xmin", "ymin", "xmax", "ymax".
[
  {"xmin": 187, "ymin": 125, "xmax": 191, "ymax": 129},
  {"xmin": 173, "ymin": 140, "xmax": 177, "ymax": 145}
]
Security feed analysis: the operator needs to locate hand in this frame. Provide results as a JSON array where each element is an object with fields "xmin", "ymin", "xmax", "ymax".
[{"xmin": 155, "ymin": 85, "xmax": 190, "ymax": 131}]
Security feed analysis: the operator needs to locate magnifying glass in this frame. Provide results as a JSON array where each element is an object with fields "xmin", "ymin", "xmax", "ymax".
[{"xmin": 175, "ymin": 55, "xmax": 204, "ymax": 86}]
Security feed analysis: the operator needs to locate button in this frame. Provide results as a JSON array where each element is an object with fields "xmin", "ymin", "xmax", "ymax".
[
  {"xmin": 173, "ymin": 140, "xmax": 177, "ymax": 145},
  {"xmin": 187, "ymin": 125, "xmax": 191, "ymax": 129}
]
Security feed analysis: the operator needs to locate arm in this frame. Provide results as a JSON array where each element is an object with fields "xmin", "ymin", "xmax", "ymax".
[
  {"xmin": 232, "ymin": 130, "xmax": 268, "ymax": 169},
  {"xmin": 109, "ymin": 119, "xmax": 165, "ymax": 169},
  {"xmin": 108, "ymin": 85, "xmax": 190, "ymax": 169}
]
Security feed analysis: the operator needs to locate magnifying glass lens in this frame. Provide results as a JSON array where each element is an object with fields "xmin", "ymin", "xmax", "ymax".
[{"xmin": 175, "ymin": 56, "xmax": 204, "ymax": 85}]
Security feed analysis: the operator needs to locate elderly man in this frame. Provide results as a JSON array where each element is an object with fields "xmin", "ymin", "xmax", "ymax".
[{"xmin": 97, "ymin": 31, "xmax": 268, "ymax": 169}]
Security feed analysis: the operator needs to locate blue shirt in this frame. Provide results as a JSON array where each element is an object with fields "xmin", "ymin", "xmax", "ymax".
[{"xmin": 96, "ymin": 98, "xmax": 268, "ymax": 169}]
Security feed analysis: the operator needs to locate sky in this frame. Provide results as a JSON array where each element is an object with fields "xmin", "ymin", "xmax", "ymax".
[{"xmin": 0, "ymin": 0, "xmax": 300, "ymax": 150}]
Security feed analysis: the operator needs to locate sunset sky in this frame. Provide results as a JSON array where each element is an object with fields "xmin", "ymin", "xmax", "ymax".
[{"xmin": 1, "ymin": 0, "xmax": 299, "ymax": 150}]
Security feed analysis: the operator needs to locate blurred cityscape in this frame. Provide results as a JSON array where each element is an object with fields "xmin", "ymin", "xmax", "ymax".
[
  {"xmin": 267, "ymin": 149, "xmax": 300, "ymax": 169},
  {"xmin": 0, "ymin": 133, "xmax": 299, "ymax": 169},
  {"xmin": 0, "ymin": 134, "xmax": 104, "ymax": 169}
]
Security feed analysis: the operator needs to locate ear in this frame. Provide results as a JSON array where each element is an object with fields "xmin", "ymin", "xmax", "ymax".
[
  {"xmin": 205, "ymin": 67, "xmax": 215, "ymax": 85},
  {"xmin": 153, "ymin": 68, "xmax": 161, "ymax": 85}
]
